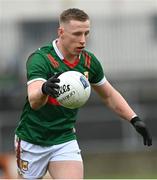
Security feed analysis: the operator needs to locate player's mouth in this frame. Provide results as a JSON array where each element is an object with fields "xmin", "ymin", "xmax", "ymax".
[{"xmin": 76, "ymin": 47, "xmax": 85, "ymax": 52}]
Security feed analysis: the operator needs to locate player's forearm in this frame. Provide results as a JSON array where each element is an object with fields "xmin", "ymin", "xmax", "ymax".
[
  {"xmin": 103, "ymin": 89, "xmax": 136, "ymax": 121},
  {"xmin": 28, "ymin": 90, "xmax": 48, "ymax": 110},
  {"xmin": 27, "ymin": 81, "xmax": 48, "ymax": 110}
]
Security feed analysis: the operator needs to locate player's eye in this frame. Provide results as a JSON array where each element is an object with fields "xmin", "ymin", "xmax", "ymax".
[
  {"xmin": 73, "ymin": 32, "xmax": 82, "ymax": 36},
  {"xmin": 85, "ymin": 31, "xmax": 89, "ymax": 36}
]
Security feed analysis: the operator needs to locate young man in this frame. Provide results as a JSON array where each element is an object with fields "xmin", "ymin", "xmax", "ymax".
[{"xmin": 15, "ymin": 8, "xmax": 152, "ymax": 179}]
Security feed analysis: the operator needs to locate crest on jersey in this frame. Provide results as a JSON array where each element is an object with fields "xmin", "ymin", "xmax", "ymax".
[
  {"xmin": 19, "ymin": 160, "xmax": 29, "ymax": 171},
  {"xmin": 84, "ymin": 71, "xmax": 89, "ymax": 79}
]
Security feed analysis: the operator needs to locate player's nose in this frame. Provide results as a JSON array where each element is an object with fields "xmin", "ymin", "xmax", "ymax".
[{"xmin": 80, "ymin": 34, "xmax": 86, "ymax": 45}]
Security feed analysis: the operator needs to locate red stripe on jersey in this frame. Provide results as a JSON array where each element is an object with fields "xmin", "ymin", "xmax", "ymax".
[
  {"xmin": 63, "ymin": 58, "xmax": 79, "ymax": 68},
  {"xmin": 48, "ymin": 96, "xmax": 60, "ymax": 106},
  {"xmin": 16, "ymin": 138, "xmax": 21, "ymax": 169},
  {"xmin": 47, "ymin": 54, "xmax": 59, "ymax": 68},
  {"xmin": 83, "ymin": 51, "xmax": 91, "ymax": 69}
]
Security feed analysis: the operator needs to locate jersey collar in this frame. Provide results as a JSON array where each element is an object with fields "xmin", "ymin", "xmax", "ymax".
[
  {"xmin": 52, "ymin": 39, "xmax": 64, "ymax": 60},
  {"xmin": 52, "ymin": 39, "xmax": 81, "ymax": 61}
]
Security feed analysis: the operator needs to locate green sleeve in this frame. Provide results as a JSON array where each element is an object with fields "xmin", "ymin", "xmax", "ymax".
[{"xmin": 26, "ymin": 53, "xmax": 49, "ymax": 82}]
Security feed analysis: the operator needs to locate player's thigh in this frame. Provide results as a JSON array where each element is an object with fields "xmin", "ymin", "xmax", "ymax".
[
  {"xmin": 48, "ymin": 140, "xmax": 83, "ymax": 179},
  {"xmin": 48, "ymin": 160, "xmax": 83, "ymax": 179}
]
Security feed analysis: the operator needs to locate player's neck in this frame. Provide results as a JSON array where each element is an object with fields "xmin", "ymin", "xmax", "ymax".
[{"xmin": 56, "ymin": 40, "xmax": 79, "ymax": 62}]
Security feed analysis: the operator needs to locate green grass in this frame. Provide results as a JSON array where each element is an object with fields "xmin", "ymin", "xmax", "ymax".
[{"xmin": 83, "ymin": 150, "xmax": 157, "ymax": 179}]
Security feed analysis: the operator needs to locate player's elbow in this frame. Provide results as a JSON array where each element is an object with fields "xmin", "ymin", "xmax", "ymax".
[
  {"xmin": 29, "ymin": 100, "xmax": 41, "ymax": 110},
  {"xmin": 28, "ymin": 95, "xmax": 44, "ymax": 110}
]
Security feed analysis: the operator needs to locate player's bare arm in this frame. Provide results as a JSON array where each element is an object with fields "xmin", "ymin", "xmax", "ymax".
[
  {"xmin": 92, "ymin": 80, "xmax": 136, "ymax": 121},
  {"xmin": 93, "ymin": 80, "xmax": 152, "ymax": 146},
  {"xmin": 28, "ymin": 80, "xmax": 48, "ymax": 110}
]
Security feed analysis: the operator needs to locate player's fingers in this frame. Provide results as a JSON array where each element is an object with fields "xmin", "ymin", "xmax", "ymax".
[
  {"xmin": 144, "ymin": 137, "xmax": 148, "ymax": 146},
  {"xmin": 49, "ymin": 83, "xmax": 60, "ymax": 89},
  {"xmin": 147, "ymin": 138, "xmax": 152, "ymax": 146},
  {"xmin": 50, "ymin": 78, "xmax": 60, "ymax": 83},
  {"xmin": 145, "ymin": 131, "xmax": 152, "ymax": 146},
  {"xmin": 144, "ymin": 136, "xmax": 152, "ymax": 146},
  {"xmin": 47, "ymin": 88, "xmax": 58, "ymax": 96}
]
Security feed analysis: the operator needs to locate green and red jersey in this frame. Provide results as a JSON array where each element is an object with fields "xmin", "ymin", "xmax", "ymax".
[{"xmin": 15, "ymin": 40, "xmax": 106, "ymax": 146}]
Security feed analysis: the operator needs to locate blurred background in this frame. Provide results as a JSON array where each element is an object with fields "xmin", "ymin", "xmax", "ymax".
[{"xmin": 0, "ymin": 0, "xmax": 157, "ymax": 178}]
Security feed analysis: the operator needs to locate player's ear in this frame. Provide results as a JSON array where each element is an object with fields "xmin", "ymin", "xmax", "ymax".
[{"xmin": 58, "ymin": 27, "xmax": 64, "ymax": 37}]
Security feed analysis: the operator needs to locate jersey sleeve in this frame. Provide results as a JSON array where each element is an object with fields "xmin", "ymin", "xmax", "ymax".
[
  {"xmin": 89, "ymin": 53, "xmax": 107, "ymax": 85},
  {"xmin": 26, "ymin": 53, "xmax": 49, "ymax": 85}
]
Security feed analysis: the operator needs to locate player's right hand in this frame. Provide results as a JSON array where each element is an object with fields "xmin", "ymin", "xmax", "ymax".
[{"xmin": 42, "ymin": 74, "xmax": 60, "ymax": 98}]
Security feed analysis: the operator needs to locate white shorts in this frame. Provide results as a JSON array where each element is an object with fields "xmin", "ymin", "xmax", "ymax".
[{"xmin": 14, "ymin": 136, "xmax": 82, "ymax": 179}]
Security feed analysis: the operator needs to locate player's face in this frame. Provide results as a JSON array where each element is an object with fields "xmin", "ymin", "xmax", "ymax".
[{"xmin": 59, "ymin": 20, "xmax": 90, "ymax": 56}]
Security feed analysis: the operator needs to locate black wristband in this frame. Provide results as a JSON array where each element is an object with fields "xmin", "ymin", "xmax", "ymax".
[
  {"xmin": 130, "ymin": 116, "xmax": 141, "ymax": 125},
  {"xmin": 41, "ymin": 82, "xmax": 48, "ymax": 95}
]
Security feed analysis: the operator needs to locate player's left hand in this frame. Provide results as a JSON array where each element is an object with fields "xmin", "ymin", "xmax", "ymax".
[{"xmin": 130, "ymin": 116, "xmax": 152, "ymax": 146}]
